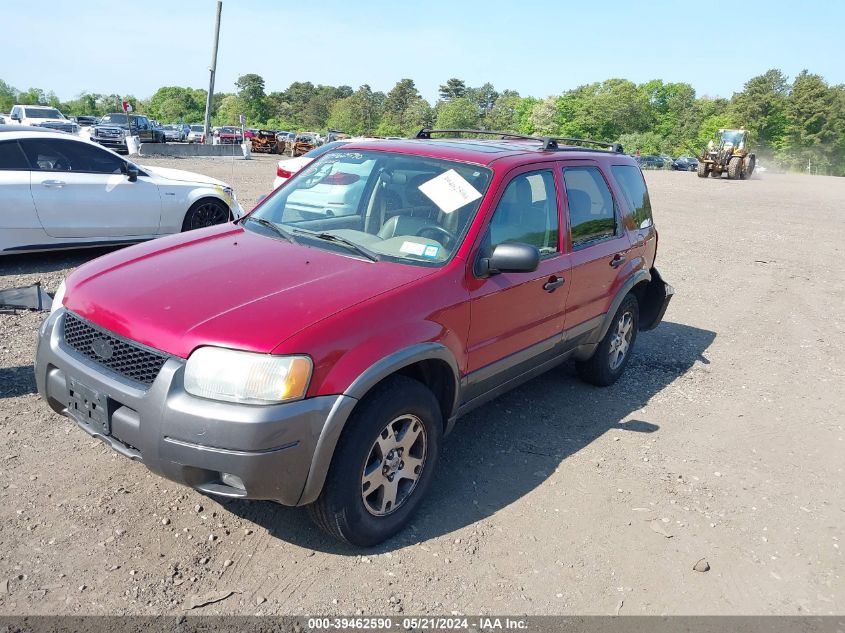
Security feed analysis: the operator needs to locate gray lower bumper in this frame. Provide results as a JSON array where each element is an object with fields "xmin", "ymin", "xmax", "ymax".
[{"xmin": 34, "ymin": 310, "xmax": 357, "ymax": 506}]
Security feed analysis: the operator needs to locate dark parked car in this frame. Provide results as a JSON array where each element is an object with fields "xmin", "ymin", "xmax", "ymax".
[
  {"xmin": 636, "ymin": 155, "xmax": 666, "ymax": 169},
  {"xmin": 672, "ymin": 156, "xmax": 699, "ymax": 171},
  {"xmin": 35, "ymin": 131, "xmax": 672, "ymax": 546}
]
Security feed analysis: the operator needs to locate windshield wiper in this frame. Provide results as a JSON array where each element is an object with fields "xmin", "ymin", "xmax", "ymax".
[
  {"xmin": 243, "ymin": 216, "xmax": 297, "ymax": 244},
  {"xmin": 293, "ymin": 229, "xmax": 380, "ymax": 262}
]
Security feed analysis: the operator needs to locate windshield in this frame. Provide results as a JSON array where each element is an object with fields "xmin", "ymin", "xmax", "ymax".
[
  {"xmin": 100, "ymin": 114, "xmax": 129, "ymax": 125},
  {"xmin": 191, "ymin": 125, "xmax": 204, "ymax": 132},
  {"xmin": 26, "ymin": 108, "xmax": 63, "ymax": 119},
  {"xmin": 247, "ymin": 149, "xmax": 492, "ymax": 266},
  {"xmin": 721, "ymin": 130, "xmax": 744, "ymax": 145}
]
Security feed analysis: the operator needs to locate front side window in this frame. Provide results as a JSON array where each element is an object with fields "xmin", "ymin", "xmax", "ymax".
[
  {"xmin": 611, "ymin": 165, "xmax": 653, "ymax": 229},
  {"xmin": 488, "ymin": 170, "xmax": 559, "ymax": 256},
  {"xmin": 20, "ymin": 139, "xmax": 125, "ymax": 174},
  {"xmin": 248, "ymin": 150, "xmax": 493, "ymax": 266},
  {"xmin": 563, "ymin": 166, "xmax": 618, "ymax": 248},
  {"xmin": 0, "ymin": 141, "xmax": 30, "ymax": 170}
]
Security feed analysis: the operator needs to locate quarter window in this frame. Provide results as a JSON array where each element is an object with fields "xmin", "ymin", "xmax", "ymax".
[
  {"xmin": 488, "ymin": 170, "xmax": 559, "ymax": 256},
  {"xmin": 563, "ymin": 166, "xmax": 618, "ymax": 248},
  {"xmin": 611, "ymin": 165, "xmax": 653, "ymax": 229},
  {"xmin": 0, "ymin": 141, "xmax": 29, "ymax": 170}
]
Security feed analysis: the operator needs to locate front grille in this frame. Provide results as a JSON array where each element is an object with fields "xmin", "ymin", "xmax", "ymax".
[{"xmin": 62, "ymin": 313, "xmax": 169, "ymax": 386}]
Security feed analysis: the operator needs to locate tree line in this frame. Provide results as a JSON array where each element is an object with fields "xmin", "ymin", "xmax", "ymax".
[{"xmin": 2, "ymin": 68, "xmax": 843, "ymax": 175}]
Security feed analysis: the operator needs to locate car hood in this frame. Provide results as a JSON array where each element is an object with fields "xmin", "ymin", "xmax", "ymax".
[
  {"xmin": 140, "ymin": 165, "xmax": 227, "ymax": 187},
  {"xmin": 63, "ymin": 224, "xmax": 433, "ymax": 358}
]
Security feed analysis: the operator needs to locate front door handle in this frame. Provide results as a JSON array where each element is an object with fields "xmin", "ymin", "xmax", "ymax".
[
  {"xmin": 42, "ymin": 180, "xmax": 66, "ymax": 188},
  {"xmin": 610, "ymin": 254, "xmax": 626, "ymax": 268},
  {"xmin": 543, "ymin": 276, "xmax": 565, "ymax": 292}
]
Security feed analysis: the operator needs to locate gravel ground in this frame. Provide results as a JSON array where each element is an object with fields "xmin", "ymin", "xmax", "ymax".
[{"xmin": 0, "ymin": 160, "xmax": 843, "ymax": 616}]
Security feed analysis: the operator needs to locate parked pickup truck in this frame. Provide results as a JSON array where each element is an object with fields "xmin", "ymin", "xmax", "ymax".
[
  {"xmin": 36, "ymin": 130, "xmax": 673, "ymax": 546},
  {"xmin": 7, "ymin": 105, "xmax": 78, "ymax": 134},
  {"xmin": 90, "ymin": 113, "xmax": 164, "ymax": 153}
]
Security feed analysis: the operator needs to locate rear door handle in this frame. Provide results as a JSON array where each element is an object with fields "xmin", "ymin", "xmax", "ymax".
[
  {"xmin": 543, "ymin": 277, "xmax": 565, "ymax": 292},
  {"xmin": 610, "ymin": 255, "xmax": 626, "ymax": 268},
  {"xmin": 42, "ymin": 180, "xmax": 66, "ymax": 188}
]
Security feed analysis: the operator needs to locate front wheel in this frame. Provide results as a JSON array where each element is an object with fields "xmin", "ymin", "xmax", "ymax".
[
  {"xmin": 727, "ymin": 156, "xmax": 743, "ymax": 180},
  {"xmin": 181, "ymin": 199, "xmax": 231, "ymax": 231},
  {"xmin": 576, "ymin": 294, "xmax": 639, "ymax": 387},
  {"xmin": 696, "ymin": 161, "xmax": 709, "ymax": 178},
  {"xmin": 307, "ymin": 375, "xmax": 442, "ymax": 546}
]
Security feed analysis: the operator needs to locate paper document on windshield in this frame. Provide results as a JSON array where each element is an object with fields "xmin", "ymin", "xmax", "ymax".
[{"xmin": 418, "ymin": 169, "xmax": 482, "ymax": 214}]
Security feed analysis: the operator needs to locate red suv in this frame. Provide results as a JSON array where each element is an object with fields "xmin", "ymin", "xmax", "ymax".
[{"xmin": 35, "ymin": 130, "xmax": 672, "ymax": 546}]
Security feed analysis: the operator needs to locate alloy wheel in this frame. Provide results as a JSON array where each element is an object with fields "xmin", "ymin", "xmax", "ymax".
[
  {"xmin": 608, "ymin": 311, "xmax": 634, "ymax": 370},
  {"xmin": 361, "ymin": 414, "xmax": 427, "ymax": 516}
]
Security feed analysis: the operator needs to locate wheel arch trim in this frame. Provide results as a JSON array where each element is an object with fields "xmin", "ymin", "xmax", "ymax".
[{"xmin": 297, "ymin": 343, "xmax": 461, "ymax": 506}]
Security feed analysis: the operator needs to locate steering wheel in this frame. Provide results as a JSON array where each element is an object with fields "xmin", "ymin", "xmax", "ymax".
[{"xmin": 415, "ymin": 225, "xmax": 458, "ymax": 248}]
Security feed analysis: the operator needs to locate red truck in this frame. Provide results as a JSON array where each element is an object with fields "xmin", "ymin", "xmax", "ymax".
[{"xmin": 36, "ymin": 130, "xmax": 672, "ymax": 546}]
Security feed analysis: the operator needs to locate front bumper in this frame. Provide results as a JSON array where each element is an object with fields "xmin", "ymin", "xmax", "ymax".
[
  {"xmin": 91, "ymin": 137, "xmax": 127, "ymax": 151},
  {"xmin": 35, "ymin": 309, "xmax": 356, "ymax": 505}
]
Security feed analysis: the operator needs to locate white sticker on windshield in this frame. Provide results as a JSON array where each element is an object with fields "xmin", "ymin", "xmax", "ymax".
[
  {"xmin": 400, "ymin": 241, "xmax": 426, "ymax": 256},
  {"xmin": 417, "ymin": 169, "xmax": 482, "ymax": 214}
]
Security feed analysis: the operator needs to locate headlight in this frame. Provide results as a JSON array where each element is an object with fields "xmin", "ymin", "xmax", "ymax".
[
  {"xmin": 51, "ymin": 280, "xmax": 66, "ymax": 314},
  {"xmin": 184, "ymin": 347, "xmax": 312, "ymax": 405}
]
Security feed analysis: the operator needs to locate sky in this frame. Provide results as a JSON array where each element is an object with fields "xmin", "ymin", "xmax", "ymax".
[{"xmin": 1, "ymin": 0, "xmax": 843, "ymax": 103}]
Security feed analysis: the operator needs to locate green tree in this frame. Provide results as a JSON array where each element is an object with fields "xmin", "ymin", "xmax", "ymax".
[
  {"xmin": 235, "ymin": 73, "xmax": 268, "ymax": 124},
  {"xmin": 729, "ymin": 69, "xmax": 789, "ymax": 151},
  {"xmin": 16, "ymin": 87, "xmax": 47, "ymax": 105},
  {"xmin": 485, "ymin": 90, "xmax": 521, "ymax": 131},
  {"xmin": 213, "ymin": 94, "xmax": 245, "ymax": 126},
  {"xmin": 380, "ymin": 79, "xmax": 426, "ymax": 135},
  {"xmin": 147, "ymin": 86, "xmax": 207, "ymax": 123},
  {"xmin": 780, "ymin": 70, "xmax": 843, "ymax": 174},
  {"xmin": 467, "ymin": 82, "xmax": 499, "ymax": 120},
  {"xmin": 438, "ymin": 78, "xmax": 467, "ymax": 101},
  {"xmin": 0, "ymin": 79, "xmax": 17, "ymax": 111},
  {"xmin": 434, "ymin": 97, "xmax": 479, "ymax": 130},
  {"xmin": 326, "ymin": 84, "xmax": 384, "ymax": 135}
]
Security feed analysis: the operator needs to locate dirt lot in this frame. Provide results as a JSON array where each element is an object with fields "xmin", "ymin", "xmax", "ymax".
[{"xmin": 0, "ymin": 157, "xmax": 843, "ymax": 616}]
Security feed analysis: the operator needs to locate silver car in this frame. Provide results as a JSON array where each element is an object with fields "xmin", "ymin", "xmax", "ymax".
[{"xmin": 162, "ymin": 125, "xmax": 182, "ymax": 142}]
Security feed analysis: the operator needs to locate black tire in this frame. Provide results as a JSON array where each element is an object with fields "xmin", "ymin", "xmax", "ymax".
[
  {"xmin": 727, "ymin": 156, "xmax": 743, "ymax": 180},
  {"xmin": 576, "ymin": 294, "xmax": 639, "ymax": 387},
  {"xmin": 307, "ymin": 375, "xmax": 443, "ymax": 547},
  {"xmin": 181, "ymin": 198, "xmax": 231, "ymax": 231},
  {"xmin": 745, "ymin": 155, "xmax": 755, "ymax": 179},
  {"xmin": 696, "ymin": 161, "xmax": 709, "ymax": 178}
]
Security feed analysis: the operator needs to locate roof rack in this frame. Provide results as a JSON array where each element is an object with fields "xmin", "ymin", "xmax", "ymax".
[{"xmin": 415, "ymin": 128, "xmax": 623, "ymax": 154}]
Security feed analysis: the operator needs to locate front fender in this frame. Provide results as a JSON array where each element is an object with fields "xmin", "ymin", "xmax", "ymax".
[{"xmin": 297, "ymin": 337, "xmax": 462, "ymax": 506}]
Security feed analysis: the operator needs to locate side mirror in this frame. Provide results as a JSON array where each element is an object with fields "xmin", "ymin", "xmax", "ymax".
[
  {"xmin": 123, "ymin": 163, "xmax": 139, "ymax": 182},
  {"xmin": 477, "ymin": 242, "xmax": 540, "ymax": 277}
]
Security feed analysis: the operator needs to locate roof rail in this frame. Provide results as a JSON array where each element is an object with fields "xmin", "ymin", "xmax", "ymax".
[
  {"xmin": 544, "ymin": 137, "xmax": 624, "ymax": 153},
  {"xmin": 414, "ymin": 128, "xmax": 624, "ymax": 154},
  {"xmin": 415, "ymin": 128, "xmax": 542, "ymax": 142}
]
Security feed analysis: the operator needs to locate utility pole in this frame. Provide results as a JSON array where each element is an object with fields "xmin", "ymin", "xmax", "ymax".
[{"xmin": 203, "ymin": 1, "xmax": 222, "ymax": 144}]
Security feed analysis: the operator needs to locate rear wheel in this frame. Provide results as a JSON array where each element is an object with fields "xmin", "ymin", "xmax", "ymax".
[
  {"xmin": 745, "ymin": 155, "xmax": 756, "ymax": 179},
  {"xmin": 181, "ymin": 199, "xmax": 231, "ymax": 231},
  {"xmin": 696, "ymin": 161, "xmax": 709, "ymax": 178},
  {"xmin": 727, "ymin": 156, "xmax": 743, "ymax": 180},
  {"xmin": 307, "ymin": 375, "xmax": 442, "ymax": 546},
  {"xmin": 576, "ymin": 294, "xmax": 639, "ymax": 387}
]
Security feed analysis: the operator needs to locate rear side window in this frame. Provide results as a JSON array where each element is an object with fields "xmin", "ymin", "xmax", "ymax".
[
  {"xmin": 562, "ymin": 166, "xmax": 618, "ymax": 248},
  {"xmin": 612, "ymin": 165, "xmax": 653, "ymax": 229},
  {"xmin": 0, "ymin": 141, "xmax": 29, "ymax": 170}
]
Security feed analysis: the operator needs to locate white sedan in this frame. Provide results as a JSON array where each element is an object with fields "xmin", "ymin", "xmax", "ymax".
[
  {"xmin": 272, "ymin": 139, "xmax": 353, "ymax": 189},
  {"xmin": 0, "ymin": 127, "xmax": 244, "ymax": 254}
]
